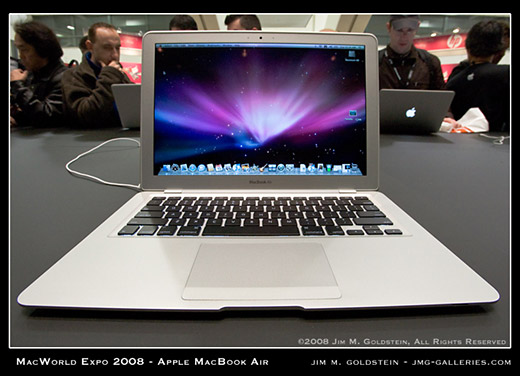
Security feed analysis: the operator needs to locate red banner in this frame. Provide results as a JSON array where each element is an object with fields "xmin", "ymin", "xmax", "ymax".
[
  {"xmin": 119, "ymin": 34, "xmax": 142, "ymax": 83},
  {"xmin": 414, "ymin": 33, "xmax": 467, "ymax": 51},
  {"xmin": 120, "ymin": 33, "xmax": 142, "ymax": 50}
]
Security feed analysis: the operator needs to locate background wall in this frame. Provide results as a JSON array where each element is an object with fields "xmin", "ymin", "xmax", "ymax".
[{"xmin": 10, "ymin": 13, "xmax": 510, "ymax": 83}]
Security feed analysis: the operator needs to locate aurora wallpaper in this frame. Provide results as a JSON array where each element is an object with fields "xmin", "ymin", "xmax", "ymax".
[{"xmin": 153, "ymin": 43, "xmax": 367, "ymax": 176}]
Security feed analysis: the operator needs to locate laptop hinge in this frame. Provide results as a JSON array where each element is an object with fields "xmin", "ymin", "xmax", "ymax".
[{"xmin": 338, "ymin": 189, "xmax": 357, "ymax": 194}]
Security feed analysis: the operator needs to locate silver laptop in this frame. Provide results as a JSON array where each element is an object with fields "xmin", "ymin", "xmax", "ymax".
[
  {"xmin": 17, "ymin": 31, "xmax": 498, "ymax": 311},
  {"xmin": 112, "ymin": 83, "xmax": 141, "ymax": 129},
  {"xmin": 380, "ymin": 89, "xmax": 454, "ymax": 134}
]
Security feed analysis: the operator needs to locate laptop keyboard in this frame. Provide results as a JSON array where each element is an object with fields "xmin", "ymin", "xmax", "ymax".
[{"xmin": 118, "ymin": 196, "xmax": 403, "ymax": 237}]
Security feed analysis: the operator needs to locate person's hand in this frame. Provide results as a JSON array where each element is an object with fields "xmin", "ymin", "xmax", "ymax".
[
  {"xmin": 442, "ymin": 117, "xmax": 462, "ymax": 129},
  {"xmin": 101, "ymin": 60, "xmax": 124, "ymax": 73},
  {"xmin": 10, "ymin": 68, "xmax": 28, "ymax": 82}
]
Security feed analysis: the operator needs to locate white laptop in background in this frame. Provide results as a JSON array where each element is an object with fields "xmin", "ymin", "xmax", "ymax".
[
  {"xmin": 112, "ymin": 83, "xmax": 141, "ymax": 129},
  {"xmin": 380, "ymin": 89, "xmax": 454, "ymax": 134},
  {"xmin": 17, "ymin": 31, "xmax": 499, "ymax": 311}
]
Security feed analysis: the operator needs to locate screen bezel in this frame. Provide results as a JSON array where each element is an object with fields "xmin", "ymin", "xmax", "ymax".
[{"xmin": 141, "ymin": 31, "xmax": 379, "ymax": 191}]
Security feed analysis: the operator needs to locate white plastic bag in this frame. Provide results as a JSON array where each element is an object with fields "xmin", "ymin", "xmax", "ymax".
[{"xmin": 439, "ymin": 107, "xmax": 490, "ymax": 133}]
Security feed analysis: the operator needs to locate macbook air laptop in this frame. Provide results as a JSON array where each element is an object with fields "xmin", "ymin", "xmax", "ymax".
[
  {"xmin": 112, "ymin": 83, "xmax": 141, "ymax": 129},
  {"xmin": 380, "ymin": 89, "xmax": 454, "ymax": 134},
  {"xmin": 17, "ymin": 31, "xmax": 498, "ymax": 311}
]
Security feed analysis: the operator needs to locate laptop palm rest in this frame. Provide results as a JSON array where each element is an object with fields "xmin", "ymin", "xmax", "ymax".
[{"xmin": 182, "ymin": 243, "xmax": 341, "ymax": 301}]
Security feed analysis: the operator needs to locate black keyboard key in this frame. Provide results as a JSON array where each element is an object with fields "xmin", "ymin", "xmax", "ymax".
[
  {"xmin": 188, "ymin": 218, "xmax": 205, "ymax": 226},
  {"xmin": 141, "ymin": 205, "xmax": 165, "ymax": 211},
  {"xmin": 157, "ymin": 226, "xmax": 178, "ymax": 236},
  {"xmin": 280, "ymin": 218, "xmax": 297, "ymax": 226},
  {"xmin": 169, "ymin": 218, "xmax": 187, "ymax": 226},
  {"xmin": 135, "ymin": 211, "xmax": 164, "ymax": 218},
  {"xmin": 351, "ymin": 199, "xmax": 373, "ymax": 206},
  {"xmin": 225, "ymin": 218, "xmax": 241, "ymax": 226},
  {"xmin": 301, "ymin": 226, "xmax": 325, "ymax": 236},
  {"xmin": 352, "ymin": 217, "xmax": 393, "ymax": 226},
  {"xmin": 317, "ymin": 218, "xmax": 335, "ymax": 226},
  {"xmin": 218, "ymin": 212, "xmax": 234, "ymax": 219},
  {"xmin": 299, "ymin": 218, "xmax": 316, "ymax": 226},
  {"xmin": 335, "ymin": 218, "xmax": 353, "ymax": 226},
  {"xmin": 364, "ymin": 228, "xmax": 384, "ymax": 235},
  {"xmin": 128, "ymin": 218, "xmax": 168, "ymax": 226},
  {"xmin": 357, "ymin": 211, "xmax": 386, "ymax": 218},
  {"xmin": 118, "ymin": 225, "xmax": 139, "ymax": 236},
  {"xmin": 347, "ymin": 229, "xmax": 365, "ymax": 235},
  {"xmin": 137, "ymin": 225, "xmax": 158, "ymax": 236},
  {"xmin": 207, "ymin": 218, "xmax": 223, "ymax": 226},
  {"xmin": 384, "ymin": 229, "xmax": 403, "ymax": 235},
  {"xmin": 325, "ymin": 226, "xmax": 345, "ymax": 235},
  {"xmin": 202, "ymin": 226, "xmax": 299, "ymax": 236},
  {"xmin": 263, "ymin": 219, "xmax": 278, "ymax": 226},
  {"xmin": 177, "ymin": 226, "xmax": 202, "ymax": 236},
  {"xmin": 243, "ymin": 219, "xmax": 260, "ymax": 226}
]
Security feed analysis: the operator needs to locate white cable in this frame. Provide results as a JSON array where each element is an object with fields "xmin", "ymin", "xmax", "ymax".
[
  {"xmin": 479, "ymin": 134, "xmax": 510, "ymax": 145},
  {"xmin": 65, "ymin": 137, "xmax": 142, "ymax": 190}
]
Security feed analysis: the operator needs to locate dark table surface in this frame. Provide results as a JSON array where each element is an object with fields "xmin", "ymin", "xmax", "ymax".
[{"xmin": 9, "ymin": 127, "xmax": 510, "ymax": 360}]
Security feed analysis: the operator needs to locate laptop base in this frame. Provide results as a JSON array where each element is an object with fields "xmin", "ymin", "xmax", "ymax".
[{"xmin": 17, "ymin": 191, "xmax": 499, "ymax": 312}]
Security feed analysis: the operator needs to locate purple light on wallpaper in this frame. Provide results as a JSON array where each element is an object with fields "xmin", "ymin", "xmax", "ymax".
[{"xmin": 155, "ymin": 57, "xmax": 365, "ymax": 148}]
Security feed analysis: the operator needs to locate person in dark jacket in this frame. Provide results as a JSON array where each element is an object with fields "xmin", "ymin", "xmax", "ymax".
[
  {"xmin": 446, "ymin": 20, "xmax": 510, "ymax": 132},
  {"xmin": 10, "ymin": 21, "xmax": 68, "ymax": 127},
  {"xmin": 379, "ymin": 15, "xmax": 445, "ymax": 90},
  {"xmin": 62, "ymin": 22, "xmax": 131, "ymax": 128}
]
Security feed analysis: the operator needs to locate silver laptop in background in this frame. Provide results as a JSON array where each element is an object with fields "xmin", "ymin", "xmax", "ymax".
[
  {"xmin": 380, "ymin": 89, "xmax": 454, "ymax": 134},
  {"xmin": 112, "ymin": 83, "xmax": 141, "ymax": 129},
  {"xmin": 17, "ymin": 31, "xmax": 498, "ymax": 312}
]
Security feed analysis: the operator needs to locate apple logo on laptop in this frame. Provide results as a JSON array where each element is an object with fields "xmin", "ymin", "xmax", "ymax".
[{"xmin": 406, "ymin": 107, "xmax": 416, "ymax": 118}]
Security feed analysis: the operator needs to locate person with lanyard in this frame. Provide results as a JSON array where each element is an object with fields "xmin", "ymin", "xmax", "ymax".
[
  {"xmin": 379, "ymin": 15, "xmax": 445, "ymax": 90},
  {"xmin": 62, "ymin": 22, "xmax": 132, "ymax": 128}
]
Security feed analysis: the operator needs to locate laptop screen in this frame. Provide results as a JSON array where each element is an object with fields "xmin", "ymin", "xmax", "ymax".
[{"xmin": 153, "ymin": 42, "xmax": 367, "ymax": 177}]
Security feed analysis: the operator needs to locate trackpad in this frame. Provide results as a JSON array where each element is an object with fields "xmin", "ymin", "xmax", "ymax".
[{"xmin": 182, "ymin": 243, "xmax": 341, "ymax": 301}]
